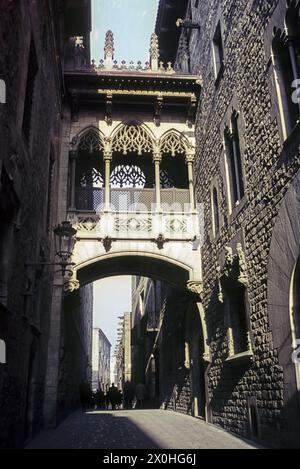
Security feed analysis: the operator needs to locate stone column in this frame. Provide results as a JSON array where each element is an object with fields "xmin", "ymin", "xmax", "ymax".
[
  {"xmin": 69, "ymin": 149, "xmax": 77, "ymax": 210},
  {"xmin": 43, "ymin": 275, "xmax": 64, "ymax": 428},
  {"xmin": 104, "ymin": 150, "xmax": 112, "ymax": 211},
  {"xmin": 186, "ymin": 153, "xmax": 195, "ymax": 211},
  {"xmin": 153, "ymin": 151, "xmax": 162, "ymax": 211}
]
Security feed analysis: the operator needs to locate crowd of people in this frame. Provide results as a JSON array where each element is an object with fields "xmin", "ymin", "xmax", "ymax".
[{"xmin": 79, "ymin": 381, "xmax": 147, "ymax": 411}]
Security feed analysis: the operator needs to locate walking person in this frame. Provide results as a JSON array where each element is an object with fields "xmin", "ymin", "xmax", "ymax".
[
  {"xmin": 123, "ymin": 381, "xmax": 135, "ymax": 409},
  {"xmin": 79, "ymin": 381, "xmax": 92, "ymax": 412},
  {"xmin": 135, "ymin": 382, "xmax": 146, "ymax": 409},
  {"xmin": 94, "ymin": 388, "xmax": 105, "ymax": 410},
  {"xmin": 104, "ymin": 391, "xmax": 110, "ymax": 410},
  {"xmin": 107, "ymin": 383, "xmax": 119, "ymax": 410}
]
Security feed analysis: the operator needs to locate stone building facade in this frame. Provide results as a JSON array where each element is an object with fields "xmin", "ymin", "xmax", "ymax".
[
  {"xmin": 165, "ymin": 0, "xmax": 300, "ymax": 448},
  {"xmin": 92, "ymin": 328, "xmax": 111, "ymax": 392},
  {"xmin": 0, "ymin": 0, "xmax": 92, "ymax": 448},
  {"xmin": 57, "ymin": 284, "xmax": 93, "ymax": 420},
  {"xmin": 131, "ymin": 276, "xmax": 207, "ymax": 415}
]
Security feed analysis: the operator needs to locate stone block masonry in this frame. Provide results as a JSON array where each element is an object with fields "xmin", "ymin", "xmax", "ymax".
[{"xmin": 186, "ymin": 0, "xmax": 300, "ymax": 447}]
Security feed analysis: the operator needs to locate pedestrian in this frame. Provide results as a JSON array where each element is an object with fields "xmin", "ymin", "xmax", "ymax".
[
  {"xmin": 94, "ymin": 388, "xmax": 105, "ymax": 410},
  {"xmin": 105, "ymin": 391, "xmax": 110, "ymax": 410},
  {"xmin": 107, "ymin": 383, "xmax": 119, "ymax": 410},
  {"xmin": 135, "ymin": 382, "xmax": 146, "ymax": 409},
  {"xmin": 79, "ymin": 381, "xmax": 92, "ymax": 412},
  {"xmin": 116, "ymin": 389, "xmax": 123, "ymax": 410},
  {"xmin": 123, "ymin": 381, "xmax": 135, "ymax": 409}
]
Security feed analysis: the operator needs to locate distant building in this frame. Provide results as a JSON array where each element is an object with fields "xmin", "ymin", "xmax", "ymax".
[
  {"xmin": 92, "ymin": 328, "xmax": 111, "ymax": 392},
  {"xmin": 114, "ymin": 313, "xmax": 132, "ymax": 390}
]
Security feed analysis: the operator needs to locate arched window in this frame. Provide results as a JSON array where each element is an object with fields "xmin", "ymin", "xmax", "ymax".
[
  {"xmin": 224, "ymin": 111, "xmax": 245, "ymax": 211},
  {"xmin": 160, "ymin": 132, "xmax": 189, "ymax": 190},
  {"xmin": 75, "ymin": 129, "xmax": 104, "ymax": 210},
  {"xmin": 212, "ymin": 21, "xmax": 224, "ymax": 81},
  {"xmin": 272, "ymin": 3, "xmax": 300, "ymax": 139},
  {"xmin": 290, "ymin": 257, "xmax": 300, "ymax": 353}
]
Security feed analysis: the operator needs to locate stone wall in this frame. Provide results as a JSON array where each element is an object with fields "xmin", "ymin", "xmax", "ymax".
[
  {"xmin": 0, "ymin": 0, "xmax": 63, "ymax": 448},
  {"xmin": 131, "ymin": 277, "xmax": 205, "ymax": 415},
  {"xmin": 57, "ymin": 284, "xmax": 93, "ymax": 420},
  {"xmin": 186, "ymin": 0, "xmax": 300, "ymax": 447}
]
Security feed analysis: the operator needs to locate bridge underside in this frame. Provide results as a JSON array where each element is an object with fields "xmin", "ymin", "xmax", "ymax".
[{"xmin": 76, "ymin": 252, "xmax": 191, "ymax": 287}]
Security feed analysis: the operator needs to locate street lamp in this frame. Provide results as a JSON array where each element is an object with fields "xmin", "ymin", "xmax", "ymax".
[
  {"xmin": 26, "ymin": 221, "xmax": 77, "ymax": 277},
  {"xmin": 54, "ymin": 221, "xmax": 77, "ymax": 275}
]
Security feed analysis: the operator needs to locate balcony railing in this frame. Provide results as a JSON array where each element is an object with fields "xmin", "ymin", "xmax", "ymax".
[{"xmin": 75, "ymin": 187, "xmax": 191, "ymax": 213}]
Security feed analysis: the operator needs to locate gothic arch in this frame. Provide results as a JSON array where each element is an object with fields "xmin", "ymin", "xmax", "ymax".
[
  {"xmin": 72, "ymin": 126, "xmax": 105, "ymax": 153},
  {"xmin": 159, "ymin": 129, "xmax": 191, "ymax": 156},
  {"xmin": 110, "ymin": 122, "xmax": 155, "ymax": 155},
  {"xmin": 267, "ymin": 169, "xmax": 300, "ymax": 446}
]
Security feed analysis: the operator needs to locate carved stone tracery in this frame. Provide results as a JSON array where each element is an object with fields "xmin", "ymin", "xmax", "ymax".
[
  {"xmin": 111, "ymin": 125, "xmax": 153, "ymax": 155},
  {"xmin": 78, "ymin": 129, "xmax": 104, "ymax": 154},
  {"xmin": 160, "ymin": 132, "xmax": 188, "ymax": 156}
]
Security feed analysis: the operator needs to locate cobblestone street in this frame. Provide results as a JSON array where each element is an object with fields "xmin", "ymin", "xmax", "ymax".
[{"xmin": 26, "ymin": 410, "xmax": 257, "ymax": 449}]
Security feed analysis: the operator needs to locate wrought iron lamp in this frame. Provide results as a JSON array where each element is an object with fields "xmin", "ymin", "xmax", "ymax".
[
  {"xmin": 53, "ymin": 221, "xmax": 77, "ymax": 275},
  {"xmin": 26, "ymin": 221, "xmax": 77, "ymax": 276}
]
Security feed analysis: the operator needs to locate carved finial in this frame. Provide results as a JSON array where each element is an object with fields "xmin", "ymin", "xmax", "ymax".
[
  {"xmin": 104, "ymin": 30, "xmax": 114, "ymax": 69},
  {"xmin": 150, "ymin": 32, "xmax": 159, "ymax": 71},
  {"xmin": 177, "ymin": 33, "xmax": 190, "ymax": 73}
]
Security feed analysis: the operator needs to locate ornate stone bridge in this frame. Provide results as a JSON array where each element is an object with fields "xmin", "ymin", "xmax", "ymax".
[
  {"xmin": 61, "ymin": 30, "xmax": 203, "ymax": 293},
  {"xmin": 44, "ymin": 29, "xmax": 204, "ymax": 429}
]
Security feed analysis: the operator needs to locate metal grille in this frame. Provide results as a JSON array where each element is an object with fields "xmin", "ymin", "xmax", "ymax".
[
  {"xmin": 161, "ymin": 189, "xmax": 190, "ymax": 211},
  {"xmin": 111, "ymin": 188, "xmax": 155, "ymax": 212},
  {"xmin": 110, "ymin": 165, "xmax": 146, "ymax": 188},
  {"xmin": 75, "ymin": 188, "xmax": 104, "ymax": 211}
]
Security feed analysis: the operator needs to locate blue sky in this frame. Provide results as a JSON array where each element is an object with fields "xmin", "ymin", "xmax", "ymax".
[
  {"xmin": 91, "ymin": 0, "xmax": 159, "ymax": 63},
  {"xmin": 93, "ymin": 276, "xmax": 132, "ymax": 352}
]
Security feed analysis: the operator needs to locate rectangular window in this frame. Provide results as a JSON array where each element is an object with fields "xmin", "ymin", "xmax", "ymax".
[
  {"xmin": 22, "ymin": 37, "xmax": 38, "ymax": 142},
  {"xmin": 229, "ymin": 288, "xmax": 249, "ymax": 355},
  {"xmin": 212, "ymin": 22, "xmax": 224, "ymax": 80},
  {"xmin": 212, "ymin": 186, "xmax": 220, "ymax": 236}
]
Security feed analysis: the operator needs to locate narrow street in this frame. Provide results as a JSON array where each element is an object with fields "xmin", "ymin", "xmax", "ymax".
[{"xmin": 26, "ymin": 410, "xmax": 257, "ymax": 449}]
